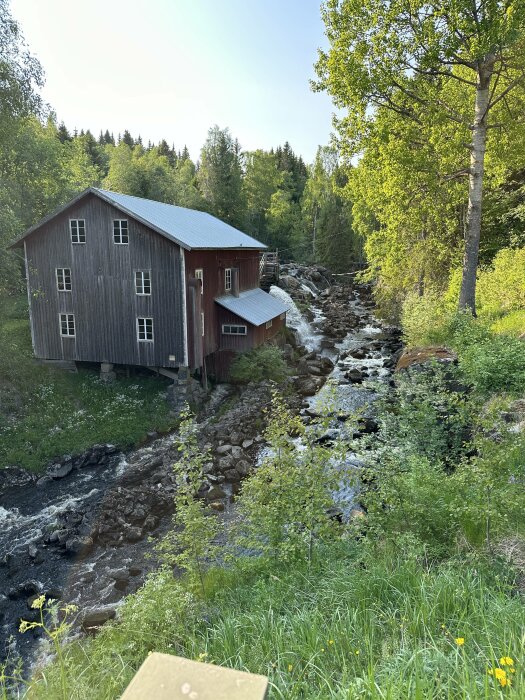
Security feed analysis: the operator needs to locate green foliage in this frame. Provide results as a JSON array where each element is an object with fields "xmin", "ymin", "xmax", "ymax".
[
  {"xmin": 198, "ymin": 125, "xmax": 244, "ymax": 227},
  {"xmin": 0, "ymin": 0, "xmax": 44, "ymax": 129},
  {"xmin": 401, "ymin": 291, "xmax": 457, "ymax": 347},
  {"xmin": 157, "ymin": 409, "xmax": 220, "ymax": 596},
  {"xmin": 477, "ymin": 247, "xmax": 525, "ymax": 316},
  {"xmin": 23, "ymin": 542, "xmax": 525, "ymax": 699},
  {"xmin": 233, "ymin": 390, "xmax": 345, "ymax": 564},
  {"xmin": 18, "ymin": 595, "xmax": 77, "ymax": 700},
  {"xmin": 229, "ymin": 345, "xmax": 289, "ymax": 384},
  {"xmin": 359, "ymin": 367, "xmax": 525, "ymax": 552},
  {"xmin": 298, "ymin": 146, "xmax": 362, "ymax": 270},
  {"xmin": 315, "ymin": 1, "xmax": 525, "ymax": 314},
  {"xmin": 0, "ymin": 297, "xmax": 175, "ymax": 471},
  {"xmin": 491, "ymin": 309, "xmax": 525, "ymax": 337}
]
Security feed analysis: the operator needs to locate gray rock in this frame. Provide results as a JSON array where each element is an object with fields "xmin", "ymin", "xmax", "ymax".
[
  {"xmin": 224, "ymin": 468, "xmax": 241, "ymax": 482},
  {"xmin": 216, "ymin": 444, "xmax": 232, "ymax": 455},
  {"xmin": 47, "ymin": 461, "xmax": 73, "ymax": 479},
  {"xmin": 231, "ymin": 446, "xmax": 242, "ymax": 459},
  {"xmin": 206, "ymin": 485, "xmax": 226, "ymax": 500},
  {"xmin": 81, "ymin": 606, "xmax": 117, "ymax": 633},
  {"xmin": 65, "ymin": 536, "xmax": 93, "ymax": 555},
  {"xmin": 242, "ymin": 439, "xmax": 254, "ymax": 449}
]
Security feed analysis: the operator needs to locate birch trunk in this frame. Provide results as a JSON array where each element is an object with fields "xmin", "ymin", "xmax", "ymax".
[{"xmin": 458, "ymin": 58, "xmax": 495, "ymax": 314}]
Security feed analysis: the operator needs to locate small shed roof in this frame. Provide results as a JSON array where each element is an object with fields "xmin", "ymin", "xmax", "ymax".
[
  {"xmin": 10, "ymin": 188, "xmax": 267, "ymax": 251},
  {"xmin": 215, "ymin": 288, "xmax": 288, "ymax": 326}
]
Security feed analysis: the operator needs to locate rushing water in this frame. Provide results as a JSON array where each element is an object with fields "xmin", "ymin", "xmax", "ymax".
[
  {"xmin": 263, "ymin": 283, "xmax": 393, "ymax": 519},
  {"xmin": 269, "ymin": 285, "xmax": 325, "ymax": 352}
]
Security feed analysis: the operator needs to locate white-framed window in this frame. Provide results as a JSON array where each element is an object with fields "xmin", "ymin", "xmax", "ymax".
[
  {"xmin": 56, "ymin": 268, "xmax": 72, "ymax": 292},
  {"xmin": 265, "ymin": 319, "xmax": 273, "ymax": 329},
  {"xmin": 59, "ymin": 313, "xmax": 75, "ymax": 337},
  {"xmin": 70, "ymin": 219, "xmax": 85, "ymax": 244},
  {"xmin": 222, "ymin": 324, "xmax": 247, "ymax": 336},
  {"xmin": 201, "ymin": 311, "xmax": 205, "ymax": 337},
  {"xmin": 280, "ymin": 313, "xmax": 286, "ymax": 320},
  {"xmin": 195, "ymin": 268, "xmax": 203, "ymax": 294},
  {"xmin": 113, "ymin": 219, "xmax": 129, "ymax": 244},
  {"xmin": 135, "ymin": 270, "xmax": 151, "ymax": 295},
  {"xmin": 137, "ymin": 317, "xmax": 153, "ymax": 342},
  {"xmin": 224, "ymin": 267, "xmax": 232, "ymax": 292}
]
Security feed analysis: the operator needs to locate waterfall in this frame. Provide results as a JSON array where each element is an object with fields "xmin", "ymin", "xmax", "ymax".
[{"xmin": 269, "ymin": 285, "xmax": 322, "ymax": 351}]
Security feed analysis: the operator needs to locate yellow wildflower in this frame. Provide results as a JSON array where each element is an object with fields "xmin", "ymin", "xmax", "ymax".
[
  {"xmin": 288, "ymin": 664, "xmax": 293, "ymax": 672},
  {"xmin": 328, "ymin": 639, "xmax": 334, "ymax": 645},
  {"xmin": 355, "ymin": 650, "xmax": 360, "ymax": 655},
  {"xmin": 455, "ymin": 637, "xmax": 465, "ymax": 646},
  {"xmin": 489, "ymin": 667, "xmax": 510, "ymax": 688},
  {"xmin": 31, "ymin": 594, "xmax": 46, "ymax": 610},
  {"xmin": 499, "ymin": 657, "xmax": 514, "ymax": 667}
]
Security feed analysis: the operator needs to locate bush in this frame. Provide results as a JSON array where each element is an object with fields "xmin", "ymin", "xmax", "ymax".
[
  {"xmin": 401, "ymin": 291, "xmax": 455, "ymax": 347},
  {"xmin": 491, "ymin": 309, "xmax": 525, "ymax": 336},
  {"xmin": 478, "ymin": 247, "xmax": 525, "ymax": 316},
  {"xmin": 402, "ymin": 297, "xmax": 525, "ymax": 395},
  {"xmin": 229, "ymin": 344, "xmax": 289, "ymax": 384}
]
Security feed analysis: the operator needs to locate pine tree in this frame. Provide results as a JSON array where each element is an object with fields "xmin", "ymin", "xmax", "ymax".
[
  {"xmin": 121, "ymin": 130, "xmax": 134, "ymax": 147},
  {"xmin": 197, "ymin": 126, "xmax": 244, "ymax": 226},
  {"xmin": 57, "ymin": 122, "xmax": 72, "ymax": 143}
]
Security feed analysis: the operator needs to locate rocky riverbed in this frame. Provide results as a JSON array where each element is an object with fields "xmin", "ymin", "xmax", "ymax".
[{"xmin": 0, "ymin": 264, "xmax": 402, "ymax": 672}]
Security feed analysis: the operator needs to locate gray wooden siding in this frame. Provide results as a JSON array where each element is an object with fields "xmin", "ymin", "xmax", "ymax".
[{"xmin": 24, "ymin": 193, "xmax": 185, "ymax": 368}]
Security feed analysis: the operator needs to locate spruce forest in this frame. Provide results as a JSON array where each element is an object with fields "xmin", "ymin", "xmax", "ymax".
[{"xmin": 1, "ymin": 1, "xmax": 525, "ymax": 699}]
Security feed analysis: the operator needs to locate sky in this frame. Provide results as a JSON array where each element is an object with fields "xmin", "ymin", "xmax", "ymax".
[{"xmin": 10, "ymin": 0, "xmax": 337, "ymax": 163}]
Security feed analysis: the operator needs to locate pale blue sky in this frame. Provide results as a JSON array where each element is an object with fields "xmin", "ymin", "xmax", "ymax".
[{"xmin": 11, "ymin": 0, "xmax": 336, "ymax": 162}]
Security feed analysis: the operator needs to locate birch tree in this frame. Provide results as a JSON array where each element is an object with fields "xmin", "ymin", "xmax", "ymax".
[{"xmin": 315, "ymin": 0, "xmax": 525, "ymax": 314}]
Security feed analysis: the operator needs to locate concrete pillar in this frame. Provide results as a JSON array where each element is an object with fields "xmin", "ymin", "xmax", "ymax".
[{"xmin": 100, "ymin": 362, "xmax": 116, "ymax": 382}]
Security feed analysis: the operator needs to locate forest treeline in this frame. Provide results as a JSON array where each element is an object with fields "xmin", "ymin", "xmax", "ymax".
[{"xmin": 1, "ymin": 113, "xmax": 363, "ymax": 294}]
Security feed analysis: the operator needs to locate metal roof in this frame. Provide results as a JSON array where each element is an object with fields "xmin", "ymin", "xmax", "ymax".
[
  {"xmin": 94, "ymin": 189, "xmax": 266, "ymax": 250},
  {"xmin": 10, "ymin": 188, "xmax": 268, "ymax": 251},
  {"xmin": 215, "ymin": 288, "xmax": 288, "ymax": 326}
]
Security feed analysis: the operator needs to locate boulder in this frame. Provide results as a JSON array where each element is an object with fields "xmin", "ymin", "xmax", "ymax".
[
  {"xmin": 47, "ymin": 461, "xmax": 73, "ymax": 479},
  {"xmin": 8, "ymin": 580, "xmax": 42, "ymax": 600},
  {"xmin": 346, "ymin": 369, "xmax": 364, "ymax": 383},
  {"xmin": 209, "ymin": 501, "xmax": 225, "ymax": 512},
  {"xmin": 81, "ymin": 606, "xmax": 117, "ymax": 633},
  {"xmin": 295, "ymin": 376, "xmax": 324, "ymax": 396},
  {"xmin": 216, "ymin": 444, "xmax": 232, "ymax": 455},
  {"xmin": 65, "ymin": 536, "xmax": 93, "ymax": 555},
  {"xmin": 395, "ymin": 346, "xmax": 457, "ymax": 371},
  {"xmin": 206, "ymin": 485, "xmax": 226, "ymax": 501}
]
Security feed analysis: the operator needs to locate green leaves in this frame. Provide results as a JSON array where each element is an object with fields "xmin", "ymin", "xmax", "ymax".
[
  {"xmin": 158, "ymin": 408, "xmax": 220, "ymax": 597},
  {"xmin": 234, "ymin": 389, "xmax": 348, "ymax": 565}
]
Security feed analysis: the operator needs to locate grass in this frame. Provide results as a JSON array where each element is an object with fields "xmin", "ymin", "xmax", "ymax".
[
  {"xmin": 0, "ymin": 295, "xmax": 176, "ymax": 471},
  {"xmin": 21, "ymin": 542, "xmax": 524, "ymax": 699}
]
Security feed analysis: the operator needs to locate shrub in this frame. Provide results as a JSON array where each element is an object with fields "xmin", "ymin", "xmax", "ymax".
[
  {"xmin": 491, "ymin": 309, "xmax": 525, "ymax": 336},
  {"xmin": 229, "ymin": 344, "xmax": 289, "ymax": 384},
  {"xmin": 478, "ymin": 247, "xmax": 525, "ymax": 316},
  {"xmin": 233, "ymin": 389, "xmax": 347, "ymax": 564},
  {"xmin": 401, "ymin": 291, "xmax": 455, "ymax": 347}
]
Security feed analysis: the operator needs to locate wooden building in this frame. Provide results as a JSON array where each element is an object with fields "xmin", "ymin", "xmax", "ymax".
[{"xmin": 11, "ymin": 188, "xmax": 288, "ymax": 378}]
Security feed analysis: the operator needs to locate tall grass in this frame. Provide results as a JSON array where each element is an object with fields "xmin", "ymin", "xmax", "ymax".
[{"xmin": 23, "ymin": 543, "xmax": 524, "ymax": 699}]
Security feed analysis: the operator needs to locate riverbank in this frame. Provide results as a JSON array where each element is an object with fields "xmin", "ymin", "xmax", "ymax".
[
  {"xmin": 0, "ymin": 297, "xmax": 176, "ymax": 473},
  {"xmin": 1, "ymin": 267, "xmax": 399, "ymax": 671}
]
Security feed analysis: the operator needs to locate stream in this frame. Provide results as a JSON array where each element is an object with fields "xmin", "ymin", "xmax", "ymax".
[{"xmin": 1, "ymin": 270, "xmax": 399, "ymax": 675}]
